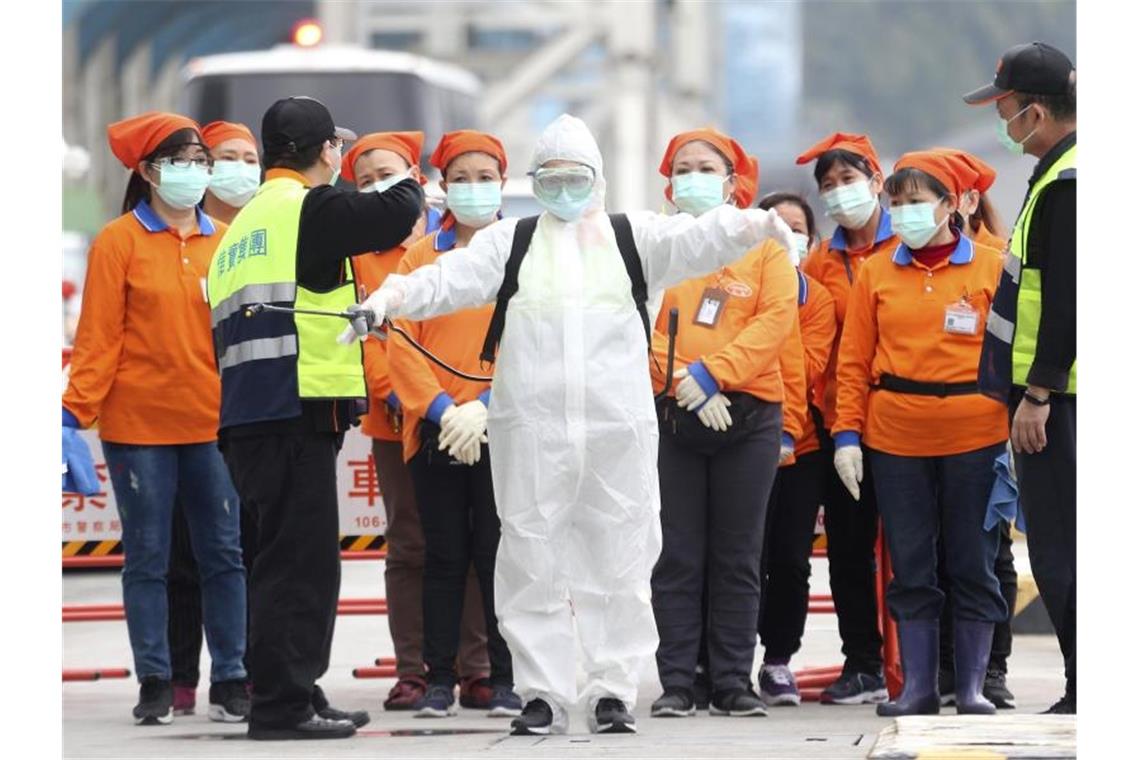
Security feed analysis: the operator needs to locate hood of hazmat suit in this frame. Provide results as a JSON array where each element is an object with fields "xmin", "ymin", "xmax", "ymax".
[{"xmin": 377, "ymin": 114, "xmax": 798, "ymax": 718}]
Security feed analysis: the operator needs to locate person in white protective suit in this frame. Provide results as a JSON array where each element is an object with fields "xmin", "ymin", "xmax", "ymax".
[{"xmin": 340, "ymin": 114, "xmax": 798, "ymax": 735}]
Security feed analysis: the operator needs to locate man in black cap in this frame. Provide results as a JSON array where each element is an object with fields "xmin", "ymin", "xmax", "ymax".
[
  {"xmin": 207, "ymin": 96, "xmax": 424, "ymax": 739},
  {"xmin": 966, "ymin": 42, "xmax": 1077, "ymax": 715}
]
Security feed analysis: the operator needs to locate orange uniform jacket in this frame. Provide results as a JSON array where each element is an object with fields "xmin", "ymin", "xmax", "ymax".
[
  {"xmin": 651, "ymin": 240, "xmax": 799, "ymax": 420},
  {"xmin": 972, "ymin": 223, "xmax": 1007, "ymax": 253},
  {"xmin": 801, "ymin": 207, "xmax": 898, "ymax": 432},
  {"xmin": 353, "ymin": 246, "xmax": 409, "ymax": 441},
  {"xmin": 777, "ymin": 316, "xmax": 809, "ymax": 462},
  {"xmin": 833, "ymin": 235, "xmax": 1008, "ymax": 457},
  {"xmin": 388, "ymin": 231, "xmax": 494, "ymax": 462},
  {"xmin": 792, "ymin": 271, "xmax": 838, "ymax": 459},
  {"xmin": 64, "ymin": 203, "xmax": 225, "ymax": 444}
]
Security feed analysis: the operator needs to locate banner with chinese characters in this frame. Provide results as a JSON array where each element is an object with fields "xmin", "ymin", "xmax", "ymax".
[
  {"xmin": 61, "ymin": 429, "xmax": 121, "ymax": 541},
  {"xmin": 62, "ymin": 427, "xmax": 386, "ymax": 544}
]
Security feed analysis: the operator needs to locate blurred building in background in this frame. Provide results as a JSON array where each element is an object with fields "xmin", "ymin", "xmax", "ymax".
[{"xmin": 63, "ymin": 0, "xmax": 1074, "ymax": 236}]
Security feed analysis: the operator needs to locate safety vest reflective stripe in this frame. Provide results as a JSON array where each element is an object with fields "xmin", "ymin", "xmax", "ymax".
[
  {"xmin": 1002, "ymin": 251, "xmax": 1021, "ymax": 284},
  {"xmin": 218, "ymin": 335, "xmax": 298, "ymax": 371},
  {"xmin": 210, "ymin": 281, "xmax": 298, "ymax": 327},
  {"xmin": 985, "ymin": 309, "xmax": 1015, "ymax": 343}
]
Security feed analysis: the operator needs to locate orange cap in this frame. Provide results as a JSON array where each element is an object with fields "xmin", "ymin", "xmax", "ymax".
[
  {"xmin": 795, "ymin": 131, "xmax": 882, "ymax": 177},
  {"xmin": 430, "ymin": 130, "xmax": 508, "ymax": 175},
  {"xmin": 893, "ymin": 150, "xmax": 980, "ymax": 199},
  {"xmin": 106, "ymin": 111, "xmax": 201, "ymax": 170},
  {"xmin": 659, "ymin": 128, "xmax": 759, "ymax": 208},
  {"xmin": 930, "ymin": 147, "xmax": 997, "ymax": 193},
  {"xmin": 341, "ymin": 131, "xmax": 426, "ymax": 184},
  {"xmin": 201, "ymin": 120, "xmax": 257, "ymax": 151}
]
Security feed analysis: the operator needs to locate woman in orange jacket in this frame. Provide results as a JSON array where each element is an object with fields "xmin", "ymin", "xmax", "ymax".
[
  {"xmin": 832, "ymin": 150, "xmax": 1009, "ymax": 717},
  {"xmin": 753, "ymin": 192, "xmax": 838, "ymax": 706},
  {"xmin": 166, "ymin": 119, "xmax": 262, "ymax": 717},
  {"xmin": 387, "ymin": 130, "xmax": 522, "ymax": 719},
  {"xmin": 928, "ymin": 149, "xmax": 1017, "ymax": 710},
  {"xmin": 796, "ymin": 132, "xmax": 897, "ymax": 704},
  {"xmin": 61, "ymin": 113, "xmax": 248, "ymax": 725},
  {"xmin": 341, "ymin": 132, "xmax": 492, "ymax": 711},
  {"xmin": 648, "ymin": 129, "xmax": 798, "ymax": 719}
]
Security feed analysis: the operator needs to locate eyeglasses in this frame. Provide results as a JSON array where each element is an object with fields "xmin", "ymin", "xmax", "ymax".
[
  {"xmin": 529, "ymin": 166, "xmax": 595, "ymax": 201},
  {"xmin": 152, "ymin": 156, "xmax": 212, "ymax": 171}
]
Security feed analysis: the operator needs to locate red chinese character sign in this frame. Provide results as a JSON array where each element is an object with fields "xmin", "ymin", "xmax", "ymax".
[
  {"xmin": 338, "ymin": 427, "xmax": 386, "ymax": 535},
  {"xmin": 61, "ymin": 429, "xmax": 122, "ymax": 541}
]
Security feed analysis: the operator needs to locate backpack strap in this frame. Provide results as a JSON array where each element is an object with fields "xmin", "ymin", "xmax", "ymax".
[
  {"xmin": 609, "ymin": 213, "xmax": 651, "ymax": 350},
  {"xmin": 480, "ymin": 215, "xmax": 539, "ymax": 365}
]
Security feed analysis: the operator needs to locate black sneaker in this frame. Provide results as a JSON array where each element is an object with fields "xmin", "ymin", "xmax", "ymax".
[
  {"xmin": 312, "ymin": 684, "xmax": 371, "ymax": 727},
  {"xmin": 511, "ymin": 698, "xmax": 554, "ymax": 736},
  {"xmin": 1042, "ymin": 693, "xmax": 1076, "ymax": 715},
  {"xmin": 710, "ymin": 688, "xmax": 768, "ymax": 717},
  {"xmin": 208, "ymin": 679, "xmax": 250, "ymax": 723},
  {"xmin": 820, "ymin": 669, "xmax": 889, "ymax": 705},
  {"xmin": 939, "ymin": 668, "xmax": 956, "ymax": 706},
  {"xmin": 982, "ymin": 670, "xmax": 1016, "ymax": 709},
  {"xmin": 589, "ymin": 697, "xmax": 636, "ymax": 734},
  {"xmin": 248, "ymin": 715, "xmax": 356, "ymax": 740},
  {"xmin": 133, "ymin": 677, "xmax": 174, "ymax": 726},
  {"xmin": 650, "ymin": 688, "xmax": 696, "ymax": 718}
]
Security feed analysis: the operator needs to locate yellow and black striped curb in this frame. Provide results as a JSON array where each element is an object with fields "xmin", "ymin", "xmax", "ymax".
[
  {"xmin": 63, "ymin": 536, "xmax": 387, "ymax": 559},
  {"xmin": 62, "ymin": 540, "xmax": 122, "ymax": 558}
]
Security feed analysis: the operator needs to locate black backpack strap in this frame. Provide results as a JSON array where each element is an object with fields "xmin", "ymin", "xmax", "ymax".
[
  {"xmin": 609, "ymin": 213, "xmax": 651, "ymax": 350},
  {"xmin": 480, "ymin": 215, "xmax": 540, "ymax": 365}
]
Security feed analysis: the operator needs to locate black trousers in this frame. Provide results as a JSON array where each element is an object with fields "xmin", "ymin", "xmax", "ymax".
[
  {"xmin": 758, "ymin": 449, "xmax": 826, "ymax": 661},
  {"xmin": 220, "ymin": 431, "xmax": 342, "ymax": 728},
  {"xmin": 407, "ymin": 439, "xmax": 512, "ymax": 688},
  {"xmin": 938, "ymin": 520, "xmax": 1017, "ymax": 675},
  {"xmin": 652, "ymin": 400, "xmax": 782, "ymax": 693},
  {"xmin": 168, "ymin": 497, "xmax": 259, "ymax": 686},
  {"xmin": 819, "ymin": 431, "xmax": 884, "ymax": 674},
  {"xmin": 1012, "ymin": 391, "xmax": 1076, "ymax": 695}
]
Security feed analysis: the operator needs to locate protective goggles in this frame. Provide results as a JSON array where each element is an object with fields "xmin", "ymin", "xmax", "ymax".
[{"xmin": 529, "ymin": 166, "xmax": 596, "ymax": 201}]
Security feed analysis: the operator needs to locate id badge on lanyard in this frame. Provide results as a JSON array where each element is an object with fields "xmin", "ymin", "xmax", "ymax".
[
  {"xmin": 944, "ymin": 297, "xmax": 979, "ymax": 335},
  {"xmin": 694, "ymin": 287, "xmax": 729, "ymax": 328}
]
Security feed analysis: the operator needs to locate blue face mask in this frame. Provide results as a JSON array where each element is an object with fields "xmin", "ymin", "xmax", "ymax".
[
  {"xmin": 996, "ymin": 104, "xmax": 1038, "ymax": 156},
  {"xmin": 152, "ymin": 162, "xmax": 211, "ymax": 209},
  {"xmin": 671, "ymin": 172, "xmax": 729, "ymax": 215},
  {"xmin": 446, "ymin": 181, "xmax": 502, "ymax": 227},
  {"xmin": 891, "ymin": 202, "xmax": 949, "ymax": 249},
  {"xmin": 535, "ymin": 185, "xmax": 592, "ymax": 222},
  {"xmin": 208, "ymin": 160, "xmax": 261, "ymax": 207}
]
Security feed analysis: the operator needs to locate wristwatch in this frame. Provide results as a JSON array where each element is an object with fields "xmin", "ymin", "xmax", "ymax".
[{"xmin": 1023, "ymin": 390, "xmax": 1051, "ymax": 406}]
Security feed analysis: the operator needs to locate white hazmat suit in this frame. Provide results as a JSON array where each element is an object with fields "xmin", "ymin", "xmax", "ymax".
[{"xmin": 357, "ymin": 115, "xmax": 797, "ymax": 728}]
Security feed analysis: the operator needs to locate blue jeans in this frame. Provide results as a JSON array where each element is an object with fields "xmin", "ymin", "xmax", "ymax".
[
  {"xmin": 868, "ymin": 442, "xmax": 1008, "ymax": 624},
  {"xmin": 103, "ymin": 441, "xmax": 246, "ymax": 683}
]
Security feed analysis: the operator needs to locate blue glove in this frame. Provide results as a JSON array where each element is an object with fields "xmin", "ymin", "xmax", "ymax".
[
  {"xmin": 386, "ymin": 392, "xmax": 402, "ymax": 413},
  {"xmin": 62, "ymin": 408, "xmax": 99, "ymax": 495},
  {"xmin": 984, "ymin": 451, "xmax": 1025, "ymax": 533}
]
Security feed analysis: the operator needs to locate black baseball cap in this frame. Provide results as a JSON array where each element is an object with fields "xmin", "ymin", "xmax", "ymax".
[
  {"xmin": 261, "ymin": 96, "xmax": 357, "ymax": 153},
  {"xmin": 963, "ymin": 42, "xmax": 1074, "ymax": 105}
]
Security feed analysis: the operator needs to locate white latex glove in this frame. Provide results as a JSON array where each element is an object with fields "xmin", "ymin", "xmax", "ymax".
[
  {"xmin": 438, "ymin": 399, "xmax": 488, "ymax": 457},
  {"xmin": 696, "ymin": 393, "xmax": 733, "ymax": 432},
  {"xmin": 748, "ymin": 207, "xmax": 800, "ymax": 263},
  {"xmin": 674, "ymin": 368, "xmax": 710, "ymax": 411},
  {"xmin": 453, "ymin": 434, "xmax": 488, "ymax": 466},
  {"xmin": 337, "ymin": 283, "xmax": 406, "ymax": 345},
  {"xmin": 778, "ymin": 441, "xmax": 795, "ymax": 465},
  {"xmin": 833, "ymin": 445, "xmax": 863, "ymax": 501}
]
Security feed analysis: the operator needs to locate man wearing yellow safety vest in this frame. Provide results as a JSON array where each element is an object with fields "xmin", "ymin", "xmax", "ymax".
[
  {"xmin": 207, "ymin": 96, "xmax": 424, "ymax": 740},
  {"xmin": 966, "ymin": 42, "xmax": 1076, "ymax": 715}
]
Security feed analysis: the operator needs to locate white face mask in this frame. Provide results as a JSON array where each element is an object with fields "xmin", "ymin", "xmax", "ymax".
[
  {"xmin": 820, "ymin": 178, "xmax": 878, "ymax": 229},
  {"xmin": 791, "ymin": 232, "xmax": 811, "ymax": 262},
  {"xmin": 368, "ymin": 171, "xmax": 411, "ymax": 194},
  {"xmin": 208, "ymin": 160, "xmax": 261, "ymax": 207}
]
